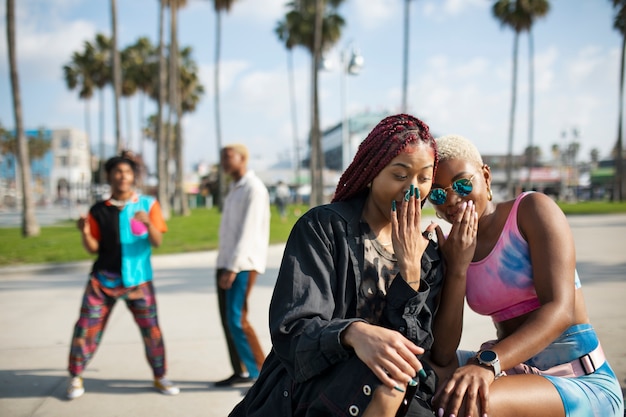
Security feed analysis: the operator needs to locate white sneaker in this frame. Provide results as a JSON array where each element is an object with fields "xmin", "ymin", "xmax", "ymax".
[
  {"xmin": 67, "ymin": 376, "xmax": 85, "ymax": 400},
  {"xmin": 154, "ymin": 377, "xmax": 180, "ymax": 395}
]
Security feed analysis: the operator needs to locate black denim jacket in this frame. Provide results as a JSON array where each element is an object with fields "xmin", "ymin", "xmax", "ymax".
[{"xmin": 230, "ymin": 194, "xmax": 444, "ymax": 416}]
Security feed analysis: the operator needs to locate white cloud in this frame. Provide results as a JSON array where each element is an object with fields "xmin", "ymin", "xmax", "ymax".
[
  {"xmin": 186, "ymin": 0, "xmax": 286, "ymax": 24},
  {"xmin": 351, "ymin": 0, "xmax": 399, "ymax": 30},
  {"xmin": 442, "ymin": 0, "xmax": 489, "ymax": 15},
  {"xmin": 567, "ymin": 46, "xmax": 606, "ymax": 86}
]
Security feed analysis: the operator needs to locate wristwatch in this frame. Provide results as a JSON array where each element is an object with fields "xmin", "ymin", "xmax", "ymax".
[{"xmin": 476, "ymin": 350, "xmax": 504, "ymax": 379}]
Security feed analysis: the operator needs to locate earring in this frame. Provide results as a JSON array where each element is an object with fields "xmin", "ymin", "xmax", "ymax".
[
  {"xmin": 435, "ymin": 212, "xmax": 443, "ymax": 219},
  {"xmin": 487, "ymin": 187, "xmax": 493, "ymax": 201}
]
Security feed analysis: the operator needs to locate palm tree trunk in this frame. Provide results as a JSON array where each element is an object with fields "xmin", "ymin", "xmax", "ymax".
[
  {"xmin": 505, "ymin": 31, "xmax": 519, "ymax": 199},
  {"xmin": 6, "ymin": 0, "xmax": 39, "ymax": 237},
  {"xmin": 615, "ymin": 32, "xmax": 625, "ymax": 202},
  {"xmin": 214, "ymin": 10, "xmax": 225, "ymax": 210},
  {"xmin": 309, "ymin": 0, "xmax": 325, "ymax": 207},
  {"xmin": 99, "ymin": 88, "xmax": 105, "ymax": 185},
  {"xmin": 139, "ymin": 93, "xmax": 145, "ymax": 158},
  {"xmin": 170, "ymin": 6, "xmax": 188, "ymax": 216},
  {"xmin": 287, "ymin": 49, "xmax": 301, "ymax": 203},
  {"xmin": 168, "ymin": 5, "xmax": 178, "ymax": 212},
  {"xmin": 156, "ymin": 0, "xmax": 169, "ymax": 218},
  {"xmin": 110, "ymin": 0, "xmax": 122, "ymax": 153},
  {"xmin": 125, "ymin": 98, "xmax": 133, "ymax": 151},
  {"xmin": 527, "ymin": 29, "xmax": 534, "ymax": 191}
]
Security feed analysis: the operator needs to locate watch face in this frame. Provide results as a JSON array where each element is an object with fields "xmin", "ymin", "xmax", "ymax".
[{"xmin": 479, "ymin": 350, "xmax": 497, "ymax": 362}]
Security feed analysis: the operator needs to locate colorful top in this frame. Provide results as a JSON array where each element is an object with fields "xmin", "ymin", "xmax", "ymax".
[
  {"xmin": 87, "ymin": 193, "xmax": 167, "ymax": 288},
  {"xmin": 466, "ymin": 192, "xmax": 581, "ymax": 322}
]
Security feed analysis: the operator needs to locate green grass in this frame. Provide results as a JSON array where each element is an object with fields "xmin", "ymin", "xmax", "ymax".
[
  {"xmin": 0, "ymin": 205, "xmax": 308, "ymax": 267},
  {"xmin": 556, "ymin": 200, "xmax": 626, "ymax": 214},
  {"xmin": 0, "ymin": 201, "xmax": 625, "ymax": 267}
]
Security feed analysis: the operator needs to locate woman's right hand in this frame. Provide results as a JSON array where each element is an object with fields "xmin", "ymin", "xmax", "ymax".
[
  {"xmin": 432, "ymin": 362, "xmax": 495, "ymax": 417},
  {"xmin": 341, "ymin": 321, "xmax": 425, "ymax": 390}
]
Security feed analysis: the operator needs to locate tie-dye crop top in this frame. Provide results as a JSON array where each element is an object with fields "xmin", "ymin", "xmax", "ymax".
[{"xmin": 466, "ymin": 192, "xmax": 581, "ymax": 322}]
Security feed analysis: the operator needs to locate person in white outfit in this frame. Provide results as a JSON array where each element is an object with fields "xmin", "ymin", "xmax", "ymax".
[{"xmin": 214, "ymin": 144, "xmax": 270, "ymax": 387}]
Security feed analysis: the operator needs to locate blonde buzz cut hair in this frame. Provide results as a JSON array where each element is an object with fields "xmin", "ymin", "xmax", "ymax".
[
  {"xmin": 435, "ymin": 134, "xmax": 484, "ymax": 167},
  {"xmin": 223, "ymin": 143, "xmax": 249, "ymax": 162}
]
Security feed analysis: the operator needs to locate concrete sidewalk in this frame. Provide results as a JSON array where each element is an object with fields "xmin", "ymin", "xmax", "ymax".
[{"xmin": 0, "ymin": 215, "xmax": 624, "ymax": 417}]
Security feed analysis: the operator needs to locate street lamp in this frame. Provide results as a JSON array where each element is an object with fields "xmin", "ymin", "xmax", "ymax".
[{"xmin": 341, "ymin": 45, "xmax": 364, "ymax": 171}]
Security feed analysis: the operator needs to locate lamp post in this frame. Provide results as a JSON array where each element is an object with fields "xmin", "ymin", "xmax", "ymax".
[{"xmin": 340, "ymin": 46, "xmax": 364, "ymax": 171}]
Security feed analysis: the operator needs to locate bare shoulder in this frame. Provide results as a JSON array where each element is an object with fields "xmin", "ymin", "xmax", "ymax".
[{"xmin": 517, "ymin": 192, "xmax": 570, "ymax": 239}]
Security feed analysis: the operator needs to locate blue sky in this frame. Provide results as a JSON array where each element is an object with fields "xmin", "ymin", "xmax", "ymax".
[{"xmin": 0, "ymin": 0, "xmax": 622, "ymax": 174}]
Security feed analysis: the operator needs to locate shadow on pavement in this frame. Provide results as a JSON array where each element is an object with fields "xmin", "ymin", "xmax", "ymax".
[{"xmin": 0, "ymin": 369, "xmax": 251, "ymax": 399}]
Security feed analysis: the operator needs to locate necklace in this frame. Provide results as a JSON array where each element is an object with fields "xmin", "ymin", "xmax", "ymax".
[{"xmin": 109, "ymin": 197, "xmax": 133, "ymax": 207}]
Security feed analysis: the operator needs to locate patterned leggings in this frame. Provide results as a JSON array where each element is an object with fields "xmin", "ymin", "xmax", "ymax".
[{"xmin": 68, "ymin": 276, "xmax": 166, "ymax": 378}]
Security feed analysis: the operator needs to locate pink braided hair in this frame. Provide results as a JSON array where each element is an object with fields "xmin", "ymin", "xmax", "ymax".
[{"xmin": 332, "ymin": 114, "xmax": 438, "ymax": 203}]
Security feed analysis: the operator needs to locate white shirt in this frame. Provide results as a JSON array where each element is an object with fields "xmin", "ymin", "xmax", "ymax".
[{"xmin": 216, "ymin": 170, "xmax": 270, "ymax": 273}]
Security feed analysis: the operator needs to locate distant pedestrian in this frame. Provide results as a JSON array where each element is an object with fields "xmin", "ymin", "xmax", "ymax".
[
  {"xmin": 274, "ymin": 180, "xmax": 290, "ymax": 220},
  {"xmin": 215, "ymin": 144, "xmax": 270, "ymax": 387},
  {"xmin": 66, "ymin": 151, "xmax": 179, "ymax": 400}
]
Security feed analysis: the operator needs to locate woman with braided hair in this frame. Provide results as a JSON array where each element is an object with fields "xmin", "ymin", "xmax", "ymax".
[{"xmin": 229, "ymin": 114, "xmax": 476, "ymax": 417}]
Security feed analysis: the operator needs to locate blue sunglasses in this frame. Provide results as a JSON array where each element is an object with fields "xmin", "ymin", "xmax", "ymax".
[{"xmin": 428, "ymin": 175, "xmax": 475, "ymax": 205}]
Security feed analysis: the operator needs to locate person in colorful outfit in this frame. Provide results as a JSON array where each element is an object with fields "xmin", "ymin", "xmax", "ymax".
[
  {"xmin": 214, "ymin": 144, "xmax": 270, "ymax": 387},
  {"xmin": 66, "ymin": 151, "xmax": 179, "ymax": 399},
  {"xmin": 428, "ymin": 135, "xmax": 623, "ymax": 417},
  {"xmin": 229, "ymin": 114, "xmax": 476, "ymax": 417}
]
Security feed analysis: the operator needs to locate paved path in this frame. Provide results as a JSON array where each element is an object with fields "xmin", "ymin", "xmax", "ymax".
[{"xmin": 0, "ymin": 215, "xmax": 624, "ymax": 416}]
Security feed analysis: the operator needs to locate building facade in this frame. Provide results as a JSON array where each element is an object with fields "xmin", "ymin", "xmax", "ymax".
[{"xmin": 0, "ymin": 128, "xmax": 91, "ymax": 207}]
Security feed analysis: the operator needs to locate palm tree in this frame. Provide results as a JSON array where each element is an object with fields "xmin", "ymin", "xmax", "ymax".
[
  {"xmin": 277, "ymin": 0, "xmax": 345, "ymax": 206},
  {"xmin": 6, "ymin": 0, "xmax": 40, "ymax": 236},
  {"xmin": 110, "ymin": 0, "xmax": 123, "ymax": 153},
  {"xmin": 492, "ymin": 0, "xmax": 549, "ymax": 198},
  {"xmin": 211, "ymin": 0, "xmax": 238, "ymax": 210},
  {"xmin": 156, "ymin": 0, "xmax": 169, "ymax": 218},
  {"xmin": 524, "ymin": 1, "xmax": 550, "ymax": 191},
  {"xmin": 166, "ymin": 0, "xmax": 189, "ymax": 215},
  {"xmin": 145, "ymin": 42, "xmax": 204, "ymax": 212},
  {"xmin": 63, "ymin": 46, "xmax": 96, "ymax": 189},
  {"xmin": 63, "ymin": 49, "xmax": 95, "ymax": 155},
  {"xmin": 92, "ymin": 33, "xmax": 114, "ymax": 184},
  {"xmin": 275, "ymin": 18, "xmax": 302, "ymax": 201},
  {"xmin": 610, "ymin": 0, "xmax": 626, "ymax": 201},
  {"xmin": 121, "ymin": 42, "xmax": 140, "ymax": 153},
  {"xmin": 122, "ymin": 37, "xmax": 156, "ymax": 157}
]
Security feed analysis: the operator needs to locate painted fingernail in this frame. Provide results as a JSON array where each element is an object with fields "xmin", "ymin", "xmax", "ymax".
[
  {"xmin": 392, "ymin": 200, "xmax": 396, "ymax": 211},
  {"xmin": 417, "ymin": 368, "xmax": 428, "ymax": 381},
  {"xmin": 393, "ymin": 385, "xmax": 405, "ymax": 393},
  {"xmin": 408, "ymin": 378, "xmax": 418, "ymax": 386},
  {"xmin": 437, "ymin": 408, "xmax": 444, "ymax": 417},
  {"xmin": 404, "ymin": 189, "xmax": 411, "ymax": 202},
  {"xmin": 409, "ymin": 184, "xmax": 415, "ymax": 196},
  {"xmin": 415, "ymin": 187, "xmax": 420, "ymax": 199}
]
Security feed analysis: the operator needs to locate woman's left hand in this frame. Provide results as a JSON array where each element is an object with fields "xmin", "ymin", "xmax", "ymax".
[
  {"xmin": 437, "ymin": 200, "xmax": 478, "ymax": 275},
  {"xmin": 342, "ymin": 321, "xmax": 425, "ymax": 390}
]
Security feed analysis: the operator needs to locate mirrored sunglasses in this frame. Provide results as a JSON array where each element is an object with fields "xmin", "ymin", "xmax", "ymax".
[{"xmin": 428, "ymin": 175, "xmax": 475, "ymax": 205}]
